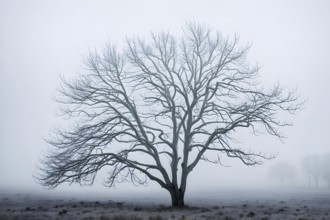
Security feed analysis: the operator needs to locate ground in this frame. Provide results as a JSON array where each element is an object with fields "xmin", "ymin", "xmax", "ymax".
[{"xmin": 0, "ymin": 189, "xmax": 329, "ymax": 220}]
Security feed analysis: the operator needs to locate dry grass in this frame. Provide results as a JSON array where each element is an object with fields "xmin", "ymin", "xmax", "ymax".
[{"xmin": 1, "ymin": 192, "xmax": 330, "ymax": 220}]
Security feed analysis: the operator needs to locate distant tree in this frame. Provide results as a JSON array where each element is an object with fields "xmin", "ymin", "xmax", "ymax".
[
  {"xmin": 269, "ymin": 161, "xmax": 296, "ymax": 187},
  {"xmin": 301, "ymin": 155, "xmax": 321, "ymax": 188},
  {"xmin": 321, "ymin": 153, "xmax": 330, "ymax": 189},
  {"xmin": 38, "ymin": 22, "xmax": 302, "ymax": 207}
]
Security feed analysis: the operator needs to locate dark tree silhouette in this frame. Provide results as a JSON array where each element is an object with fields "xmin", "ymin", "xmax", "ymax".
[{"xmin": 38, "ymin": 22, "xmax": 302, "ymax": 207}]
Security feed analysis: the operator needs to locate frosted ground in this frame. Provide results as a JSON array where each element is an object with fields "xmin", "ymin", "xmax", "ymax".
[{"xmin": 1, "ymin": 188, "xmax": 329, "ymax": 219}]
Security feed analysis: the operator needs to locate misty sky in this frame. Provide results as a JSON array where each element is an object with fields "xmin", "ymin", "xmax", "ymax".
[{"xmin": 1, "ymin": 0, "xmax": 330, "ymax": 195}]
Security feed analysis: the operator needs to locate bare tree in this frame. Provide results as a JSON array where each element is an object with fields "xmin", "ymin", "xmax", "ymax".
[
  {"xmin": 301, "ymin": 155, "xmax": 321, "ymax": 188},
  {"xmin": 321, "ymin": 153, "xmax": 330, "ymax": 189},
  {"xmin": 268, "ymin": 161, "xmax": 296, "ymax": 187},
  {"xmin": 38, "ymin": 22, "xmax": 302, "ymax": 207}
]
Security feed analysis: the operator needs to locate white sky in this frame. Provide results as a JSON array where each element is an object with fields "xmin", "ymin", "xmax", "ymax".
[{"xmin": 1, "ymin": 0, "xmax": 330, "ymax": 196}]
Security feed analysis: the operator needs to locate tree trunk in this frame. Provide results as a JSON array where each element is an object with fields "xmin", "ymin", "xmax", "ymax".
[{"xmin": 169, "ymin": 188, "xmax": 185, "ymax": 207}]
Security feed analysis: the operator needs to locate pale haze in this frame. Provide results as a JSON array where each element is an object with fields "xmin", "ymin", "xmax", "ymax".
[{"xmin": 1, "ymin": 0, "xmax": 330, "ymax": 197}]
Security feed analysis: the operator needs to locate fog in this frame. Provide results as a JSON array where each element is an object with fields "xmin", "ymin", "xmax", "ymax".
[{"xmin": 1, "ymin": 0, "xmax": 330, "ymax": 199}]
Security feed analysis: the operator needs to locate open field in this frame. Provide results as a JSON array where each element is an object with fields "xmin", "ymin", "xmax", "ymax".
[{"xmin": 0, "ymin": 189, "xmax": 329, "ymax": 220}]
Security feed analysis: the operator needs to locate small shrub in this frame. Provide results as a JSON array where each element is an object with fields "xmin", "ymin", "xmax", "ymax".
[
  {"xmin": 149, "ymin": 215, "xmax": 164, "ymax": 220},
  {"xmin": 112, "ymin": 215, "xmax": 127, "ymax": 220},
  {"xmin": 116, "ymin": 202, "xmax": 124, "ymax": 207},
  {"xmin": 134, "ymin": 207, "xmax": 143, "ymax": 211},
  {"xmin": 246, "ymin": 211, "xmax": 255, "ymax": 217},
  {"xmin": 200, "ymin": 207, "xmax": 211, "ymax": 213},
  {"xmin": 58, "ymin": 209, "xmax": 68, "ymax": 215}
]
